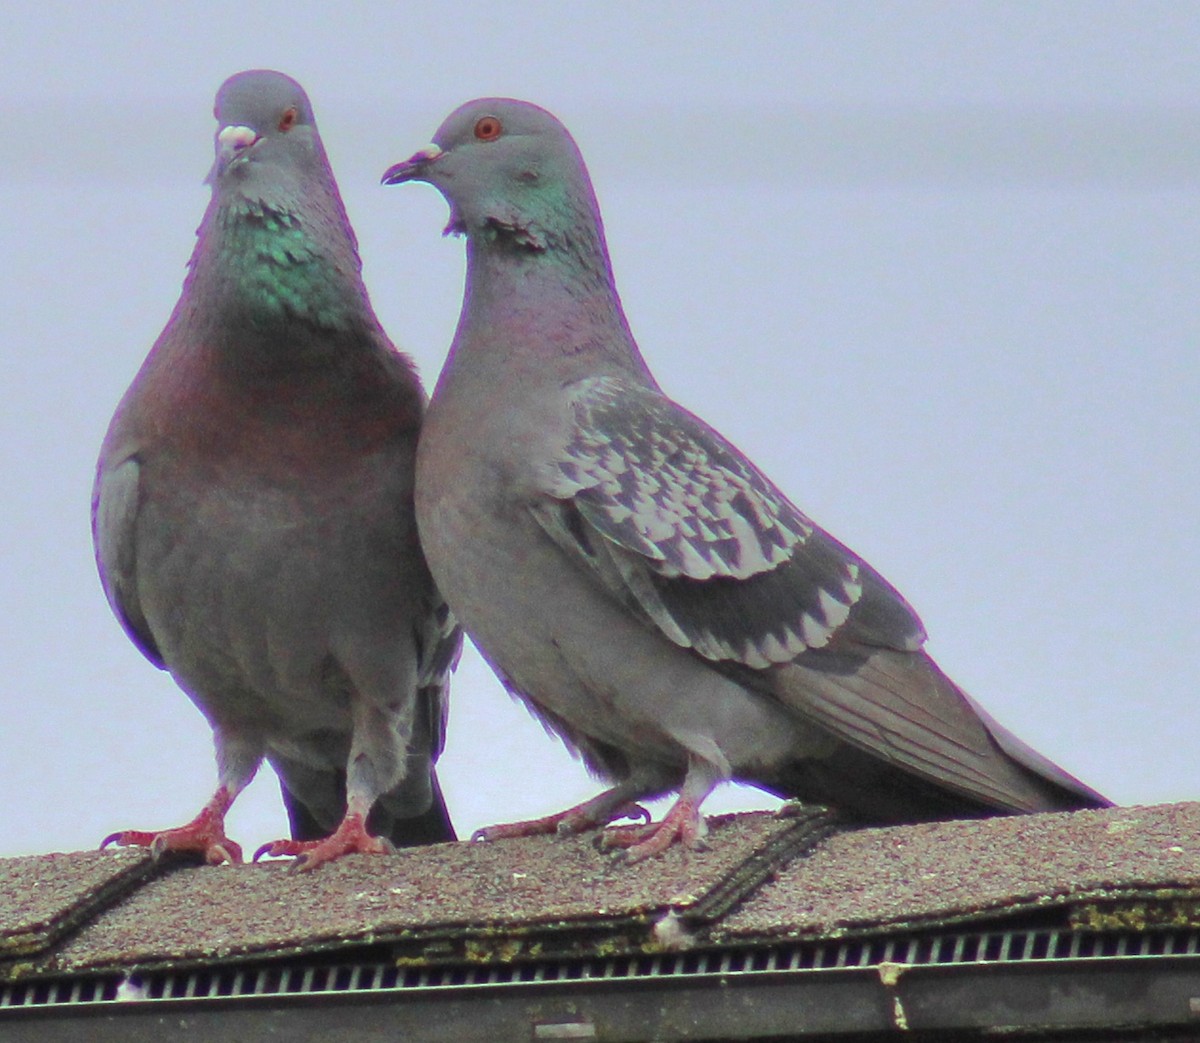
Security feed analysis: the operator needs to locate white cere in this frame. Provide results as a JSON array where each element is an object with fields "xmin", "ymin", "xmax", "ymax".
[{"xmin": 217, "ymin": 124, "xmax": 260, "ymax": 156}]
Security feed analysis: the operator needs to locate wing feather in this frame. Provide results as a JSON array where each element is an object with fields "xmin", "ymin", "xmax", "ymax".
[
  {"xmin": 531, "ymin": 375, "xmax": 1104, "ymax": 812},
  {"xmin": 537, "ymin": 375, "xmax": 925, "ymax": 667},
  {"xmin": 92, "ymin": 456, "xmax": 163, "ymax": 667}
]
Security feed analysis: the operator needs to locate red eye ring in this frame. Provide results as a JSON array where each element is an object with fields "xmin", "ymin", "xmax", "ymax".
[
  {"xmin": 474, "ymin": 115, "xmax": 503, "ymax": 141},
  {"xmin": 278, "ymin": 107, "xmax": 298, "ymax": 132}
]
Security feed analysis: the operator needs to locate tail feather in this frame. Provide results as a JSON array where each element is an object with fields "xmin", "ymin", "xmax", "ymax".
[
  {"xmin": 367, "ymin": 768, "xmax": 457, "ymax": 847},
  {"xmin": 768, "ymin": 646, "xmax": 1110, "ymax": 821},
  {"xmin": 279, "ymin": 766, "xmax": 456, "ymax": 848}
]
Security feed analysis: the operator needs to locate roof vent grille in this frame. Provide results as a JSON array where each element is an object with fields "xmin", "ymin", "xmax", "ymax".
[{"xmin": 4, "ymin": 925, "xmax": 1199, "ymax": 1011}]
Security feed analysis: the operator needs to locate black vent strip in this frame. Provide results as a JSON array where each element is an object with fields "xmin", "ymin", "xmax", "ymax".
[
  {"xmin": 3, "ymin": 926, "xmax": 1199, "ymax": 1012},
  {"xmin": 681, "ymin": 805, "xmax": 838, "ymax": 925}
]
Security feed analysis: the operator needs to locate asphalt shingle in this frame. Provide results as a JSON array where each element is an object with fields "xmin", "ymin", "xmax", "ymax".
[
  {"xmin": 715, "ymin": 802, "xmax": 1200, "ymax": 943},
  {"xmin": 0, "ymin": 848, "xmax": 154, "ymax": 960},
  {"xmin": 4, "ymin": 803, "xmax": 1198, "ymax": 982},
  {"xmin": 29, "ymin": 807, "xmax": 831, "ymax": 975}
]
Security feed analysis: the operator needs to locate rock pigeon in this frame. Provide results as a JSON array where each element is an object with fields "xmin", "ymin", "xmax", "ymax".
[
  {"xmin": 94, "ymin": 70, "xmax": 460, "ymax": 869},
  {"xmin": 382, "ymin": 98, "xmax": 1109, "ymax": 861}
]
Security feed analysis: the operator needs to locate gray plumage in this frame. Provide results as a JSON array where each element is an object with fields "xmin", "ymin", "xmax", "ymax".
[
  {"xmin": 95, "ymin": 70, "xmax": 459, "ymax": 868},
  {"xmin": 383, "ymin": 99, "xmax": 1107, "ymax": 860}
]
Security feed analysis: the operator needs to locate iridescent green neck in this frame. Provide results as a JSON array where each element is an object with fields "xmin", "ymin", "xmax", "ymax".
[{"xmin": 204, "ymin": 196, "xmax": 362, "ymax": 333}]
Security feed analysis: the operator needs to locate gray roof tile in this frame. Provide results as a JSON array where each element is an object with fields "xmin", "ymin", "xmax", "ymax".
[
  {"xmin": 0, "ymin": 848, "xmax": 155, "ymax": 959},
  {"xmin": 715, "ymin": 802, "xmax": 1200, "ymax": 943},
  {"xmin": 26, "ymin": 808, "xmax": 830, "ymax": 976},
  {"xmin": 3, "ymin": 803, "xmax": 1198, "ymax": 981}
]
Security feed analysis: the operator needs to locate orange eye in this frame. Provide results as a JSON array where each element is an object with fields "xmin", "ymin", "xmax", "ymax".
[
  {"xmin": 278, "ymin": 107, "xmax": 298, "ymax": 132},
  {"xmin": 474, "ymin": 115, "xmax": 503, "ymax": 141}
]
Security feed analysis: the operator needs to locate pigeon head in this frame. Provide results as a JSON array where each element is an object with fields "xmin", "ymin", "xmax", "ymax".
[
  {"xmin": 210, "ymin": 70, "xmax": 323, "ymax": 194},
  {"xmin": 383, "ymin": 98, "xmax": 602, "ymax": 252},
  {"xmin": 186, "ymin": 70, "xmax": 370, "ymax": 338}
]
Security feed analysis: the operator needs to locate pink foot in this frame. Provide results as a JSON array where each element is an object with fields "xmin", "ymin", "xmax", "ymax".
[
  {"xmin": 253, "ymin": 812, "xmax": 393, "ymax": 871},
  {"xmin": 472, "ymin": 798, "xmax": 650, "ymax": 842},
  {"xmin": 599, "ymin": 797, "xmax": 708, "ymax": 863},
  {"xmin": 101, "ymin": 803, "xmax": 242, "ymax": 866}
]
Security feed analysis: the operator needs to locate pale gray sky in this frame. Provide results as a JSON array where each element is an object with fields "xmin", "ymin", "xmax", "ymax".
[{"xmin": 2, "ymin": 3, "xmax": 1196, "ymax": 857}]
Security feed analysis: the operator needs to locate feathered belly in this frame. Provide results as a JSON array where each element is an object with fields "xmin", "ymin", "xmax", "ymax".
[
  {"xmin": 419, "ymin": 486, "xmax": 820, "ymax": 781},
  {"xmin": 133, "ymin": 470, "xmax": 421, "ymax": 743}
]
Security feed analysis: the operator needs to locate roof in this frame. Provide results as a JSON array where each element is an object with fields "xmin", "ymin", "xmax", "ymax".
[{"xmin": 3, "ymin": 802, "xmax": 1199, "ymax": 1041}]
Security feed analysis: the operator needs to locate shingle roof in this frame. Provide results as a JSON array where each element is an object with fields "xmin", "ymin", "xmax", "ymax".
[
  {"xmin": 0, "ymin": 848, "xmax": 160, "ymax": 961},
  {"xmin": 3, "ymin": 802, "xmax": 1199, "ymax": 1040},
  {"xmin": 717, "ymin": 801, "xmax": 1200, "ymax": 944},
  {"xmin": 3, "ymin": 808, "xmax": 833, "ymax": 977}
]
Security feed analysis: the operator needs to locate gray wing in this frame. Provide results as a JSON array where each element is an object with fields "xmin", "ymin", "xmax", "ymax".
[
  {"xmin": 533, "ymin": 375, "xmax": 927, "ymax": 670},
  {"xmin": 92, "ymin": 455, "xmax": 164, "ymax": 668},
  {"xmin": 531, "ymin": 376, "xmax": 1103, "ymax": 811}
]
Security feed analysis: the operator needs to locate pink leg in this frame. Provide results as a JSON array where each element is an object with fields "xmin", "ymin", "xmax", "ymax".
[
  {"xmin": 254, "ymin": 795, "xmax": 393, "ymax": 871},
  {"xmin": 599, "ymin": 755, "xmax": 721, "ymax": 862},
  {"xmin": 472, "ymin": 783, "xmax": 652, "ymax": 842},
  {"xmin": 101, "ymin": 786, "xmax": 243, "ymax": 865},
  {"xmin": 599, "ymin": 794, "xmax": 709, "ymax": 862}
]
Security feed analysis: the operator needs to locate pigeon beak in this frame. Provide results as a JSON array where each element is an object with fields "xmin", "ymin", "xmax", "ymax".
[
  {"xmin": 207, "ymin": 124, "xmax": 261, "ymax": 182},
  {"xmin": 381, "ymin": 144, "xmax": 444, "ymax": 185}
]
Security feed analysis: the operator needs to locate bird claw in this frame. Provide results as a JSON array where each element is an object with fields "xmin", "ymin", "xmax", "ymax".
[
  {"xmin": 598, "ymin": 799, "xmax": 709, "ymax": 863},
  {"xmin": 472, "ymin": 799, "xmax": 652, "ymax": 843},
  {"xmin": 252, "ymin": 839, "xmax": 297, "ymax": 862},
  {"xmin": 253, "ymin": 814, "xmax": 393, "ymax": 871},
  {"xmin": 197, "ymin": 840, "xmax": 241, "ymax": 866},
  {"xmin": 100, "ymin": 830, "xmax": 134, "ymax": 850},
  {"xmin": 586, "ymin": 801, "xmax": 652, "ymax": 829},
  {"xmin": 470, "ymin": 820, "xmax": 552, "ymax": 842},
  {"xmin": 100, "ymin": 825, "xmax": 243, "ymax": 866}
]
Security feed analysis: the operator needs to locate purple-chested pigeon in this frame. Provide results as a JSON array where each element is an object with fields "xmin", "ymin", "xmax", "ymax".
[
  {"xmin": 382, "ymin": 98, "xmax": 1108, "ymax": 861},
  {"xmin": 94, "ymin": 70, "xmax": 460, "ymax": 870}
]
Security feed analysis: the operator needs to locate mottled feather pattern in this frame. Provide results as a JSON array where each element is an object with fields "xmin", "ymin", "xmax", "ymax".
[
  {"xmin": 537, "ymin": 375, "xmax": 922, "ymax": 669},
  {"xmin": 556, "ymin": 376, "xmax": 810, "ymax": 580}
]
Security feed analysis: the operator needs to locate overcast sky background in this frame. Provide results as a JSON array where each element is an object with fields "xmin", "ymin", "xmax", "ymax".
[{"xmin": 2, "ymin": 4, "xmax": 1196, "ymax": 858}]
